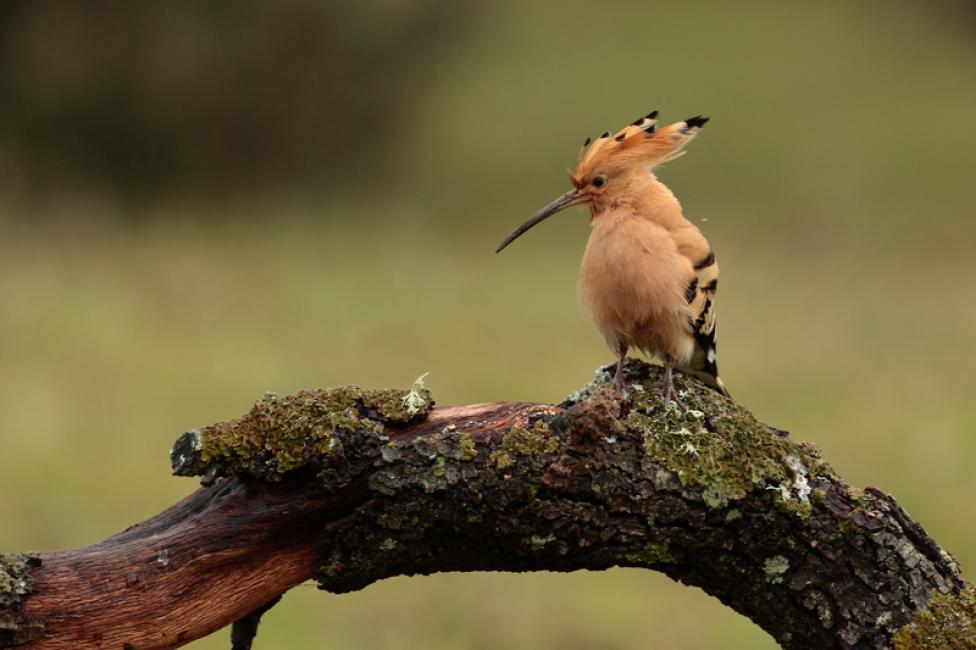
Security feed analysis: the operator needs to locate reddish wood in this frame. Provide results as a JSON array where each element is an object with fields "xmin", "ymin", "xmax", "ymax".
[{"xmin": 18, "ymin": 402, "xmax": 536, "ymax": 650}]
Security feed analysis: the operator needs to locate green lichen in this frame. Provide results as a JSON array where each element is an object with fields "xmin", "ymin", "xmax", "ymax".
[
  {"xmin": 500, "ymin": 420, "xmax": 559, "ymax": 456},
  {"xmin": 625, "ymin": 541, "xmax": 674, "ymax": 565},
  {"xmin": 846, "ymin": 485, "xmax": 866, "ymax": 504},
  {"xmin": 376, "ymin": 510, "xmax": 419, "ymax": 531},
  {"xmin": 617, "ymin": 368, "xmax": 831, "ymax": 518},
  {"xmin": 489, "ymin": 450, "xmax": 514, "ymax": 469},
  {"xmin": 0, "ymin": 553, "xmax": 44, "ymax": 645},
  {"xmin": 319, "ymin": 549, "xmax": 345, "ymax": 580},
  {"xmin": 763, "ymin": 555, "xmax": 790, "ymax": 584},
  {"xmin": 179, "ymin": 384, "xmax": 432, "ymax": 479},
  {"xmin": 457, "ymin": 432, "xmax": 478, "ymax": 461},
  {"xmin": 486, "ymin": 420, "xmax": 559, "ymax": 471},
  {"xmin": 772, "ymin": 489, "xmax": 813, "ymax": 519},
  {"xmin": 0, "ymin": 554, "xmax": 36, "ymax": 609},
  {"xmin": 520, "ymin": 534, "xmax": 568, "ymax": 556},
  {"xmin": 524, "ymin": 534, "xmax": 557, "ymax": 552},
  {"xmin": 892, "ymin": 584, "xmax": 976, "ymax": 649},
  {"xmin": 702, "ymin": 480, "xmax": 736, "ymax": 510},
  {"xmin": 431, "ymin": 456, "xmax": 446, "ymax": 478}
]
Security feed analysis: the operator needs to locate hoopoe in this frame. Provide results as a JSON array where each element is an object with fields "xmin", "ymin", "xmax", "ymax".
[{"xmin": 496, "ymin": 111, "xmax": 729, "ymax": 405}]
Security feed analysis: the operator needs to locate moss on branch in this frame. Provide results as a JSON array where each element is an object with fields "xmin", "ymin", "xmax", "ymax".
[
  {"xmin": 171, "ymin": 382, "xmax": 432, "ymax": 483},
  {"xmin": 611, "ymin": 359, "xmax": 828, "ymax": 518},
  {"xmin": 0, "ymin": 554, "xmax": 43, "ymax": 646},
  {"xmin": 892, "ymin": 583, "xmax": 976, "ymax": 649}
]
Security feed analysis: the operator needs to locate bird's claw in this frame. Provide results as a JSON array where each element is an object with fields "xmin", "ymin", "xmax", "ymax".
[
  {"xmin": 657, "ymin": 385, "xmax": 685, "ymax": 412},
  {"xmin": 612, "ymin": 365, "xmax": 625, "ymax": 394}
]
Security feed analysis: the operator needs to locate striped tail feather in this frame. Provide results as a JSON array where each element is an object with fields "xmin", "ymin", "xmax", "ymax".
[
  {"xmin": 681, "ymin": 248, "xmax": 730, "ymax": 397},
  {"xmin": 680, "ymin": 364, "xmax": 731, "ymax": 398}
]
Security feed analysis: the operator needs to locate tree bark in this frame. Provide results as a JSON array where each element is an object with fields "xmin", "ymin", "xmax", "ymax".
[{"xmin": 0, "ymin": 362, "xmax": 970, "ymax": 650}]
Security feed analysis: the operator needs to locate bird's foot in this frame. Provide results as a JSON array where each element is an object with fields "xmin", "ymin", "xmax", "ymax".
[
  {"xmin": 612, "ymin": 362, "xmax": 626, "ymax": 394},
  {"xmin": 657, "ymin": 383, "xmax": 685, "ymax": 412}
]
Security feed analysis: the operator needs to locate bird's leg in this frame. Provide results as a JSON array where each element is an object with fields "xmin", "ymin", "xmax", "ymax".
[
  {"xmin": 612, "ymin": 342, "xmax": 627, "ymax": 392},
  {"xmin": 659, "ymin": 355, "xmax": 685, "ymax": 411}
]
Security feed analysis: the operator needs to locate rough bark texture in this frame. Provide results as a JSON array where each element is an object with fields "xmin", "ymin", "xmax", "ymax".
[{"xmin": 1, "ymin": 360, "xmax": 971, "ymax": 650}]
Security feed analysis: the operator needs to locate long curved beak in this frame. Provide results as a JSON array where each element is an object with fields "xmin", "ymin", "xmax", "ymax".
[{"xmin": 495, "ymin": 189, "xmax": 587, "ymax": 253}]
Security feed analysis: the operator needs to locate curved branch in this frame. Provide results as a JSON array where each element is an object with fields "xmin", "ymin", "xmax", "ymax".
[{"xmin": 1, "ymin": 362, "xmax": 971, "ymax": 650}]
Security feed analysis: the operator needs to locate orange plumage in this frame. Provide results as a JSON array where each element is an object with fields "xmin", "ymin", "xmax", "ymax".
[{"xmin": 497, "ymin": 111, "xmax": 728, "ymax": 404}]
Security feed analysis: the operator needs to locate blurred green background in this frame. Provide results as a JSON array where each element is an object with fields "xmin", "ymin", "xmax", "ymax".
[{"xmin": 2, "ymin": 1, "xmax": 975, "ymax": 648}]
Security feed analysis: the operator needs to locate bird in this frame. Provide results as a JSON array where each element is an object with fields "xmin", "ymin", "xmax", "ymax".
[{"xmin": 495, "ymin": 111, "xmax": 729, "ymax": 406}]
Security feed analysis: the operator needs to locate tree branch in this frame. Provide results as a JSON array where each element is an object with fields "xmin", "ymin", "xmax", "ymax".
[{"xmin": 1, "ymin": 361, "xmax": 972, "ymax": 649}]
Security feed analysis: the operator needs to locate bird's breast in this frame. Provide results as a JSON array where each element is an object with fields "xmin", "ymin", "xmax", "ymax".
[{"xmin": 578, "ymin": 216, "xmax": 692, "ymax": 353}]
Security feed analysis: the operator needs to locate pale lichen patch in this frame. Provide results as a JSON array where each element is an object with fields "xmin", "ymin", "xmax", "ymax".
[
  {"xmin": 786, "ymin": 455, "xmax": 812, "ymax": 502},
  {"xmin": 402, "ymin": 373, "xmax": 430, "ymax": 417},
  {"xmin": 764, "ymin": 555, "xmax": 790, "ymax": 584},
  {"xmin": 703, "ymin": 480, "xmax": 736, "ymax": 510},
  {"xmin": 524, "ymin": 534, "xmax": 557, "ymax": 552}
]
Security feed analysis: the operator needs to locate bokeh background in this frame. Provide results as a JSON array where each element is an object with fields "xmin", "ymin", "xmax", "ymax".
[{"xmin": 2, "ymin": 1, "xmax": 975, "ymax": 648}]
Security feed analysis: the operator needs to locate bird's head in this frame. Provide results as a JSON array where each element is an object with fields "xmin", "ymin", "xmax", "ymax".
[{"xmin": 495, "ymin": 112, "xmax": 708, "ymax": 253}]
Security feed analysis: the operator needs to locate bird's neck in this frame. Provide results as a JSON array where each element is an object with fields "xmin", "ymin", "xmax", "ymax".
[{"xmin": 590, "ymin": 173, "xmax": 685, "ymax": 228}]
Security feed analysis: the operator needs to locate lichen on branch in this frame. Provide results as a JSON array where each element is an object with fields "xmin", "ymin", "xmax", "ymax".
[
  {"xmin": 0, "ymin": 554, "xmax": 43, "ymax": 646},
  {"xmin": 892, "ymin": 583, "xmax": 976, "ymax": 649},
  {"xmin": 612, "ymin": 360, "xmax": 828, "ymax": 518},
  {"xmin": 171, "ymin": 383, "xmax": 432, "ymax": 483}
]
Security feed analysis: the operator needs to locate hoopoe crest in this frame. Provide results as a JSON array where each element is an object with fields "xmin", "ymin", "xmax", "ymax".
[{"xmin": 496, "ymin": 111, "xmax": 729, "ymax": 405}]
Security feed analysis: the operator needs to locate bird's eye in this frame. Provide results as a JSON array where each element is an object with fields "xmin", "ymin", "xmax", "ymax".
[{"xmin": 592, "ymin": 176, "xmax": 607, "ymax": 188}]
